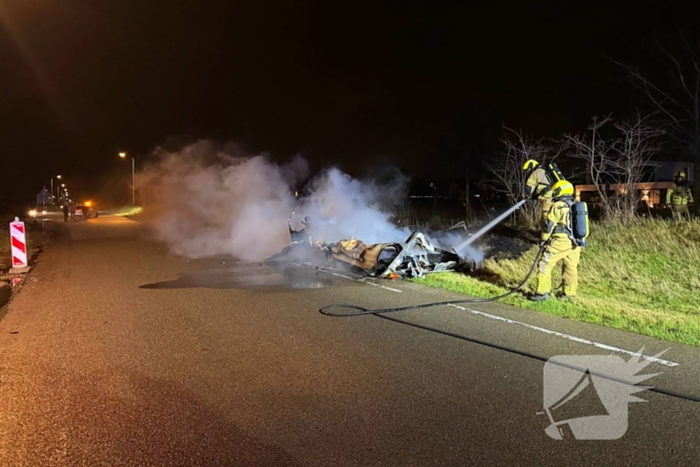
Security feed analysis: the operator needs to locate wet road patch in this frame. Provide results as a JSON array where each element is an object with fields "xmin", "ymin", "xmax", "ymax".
[{"xmin": 140, "ymin": 263, "xmax": 362, "ymax": 291}]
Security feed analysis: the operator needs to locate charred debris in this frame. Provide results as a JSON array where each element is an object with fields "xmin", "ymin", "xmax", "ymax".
[{"xmin": 265, "ymin": 215, "xmax": 482, "ymax": 279}]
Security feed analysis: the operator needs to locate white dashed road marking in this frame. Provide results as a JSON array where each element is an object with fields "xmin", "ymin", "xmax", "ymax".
[
  {"xmin": 319, "ymin": 268, "xmax": 677, "ymax": 367},
  {"xmin": 319, "ymin": 270, "xmax": 403, "ymax": 293}
]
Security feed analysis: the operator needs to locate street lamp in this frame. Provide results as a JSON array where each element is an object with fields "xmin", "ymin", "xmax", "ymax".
[
  {"xmin": 51, "ymin": 174, "xmax": 62, "ymax": 206},
  {"xmin": 119, "ymin": 152, "xmax": 135, "ymax": 212}
]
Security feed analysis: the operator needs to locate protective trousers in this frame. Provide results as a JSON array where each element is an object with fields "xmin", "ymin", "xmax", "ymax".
[
  {"xmin": 536, "ymin": 236, "xmax": 581, "ymax": 296},
  {"xmin": 671, "ymin": 204, "xmax": 690, "ymax": 221}
]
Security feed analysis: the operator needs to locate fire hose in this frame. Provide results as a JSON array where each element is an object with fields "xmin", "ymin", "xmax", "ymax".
[
  {"xmin": 318, "ymin": 240, "xmax": 700, "ymax": 403},
  {"xmin": 319, "ymin": 240, "xmax": 548, "ymax": 318}
]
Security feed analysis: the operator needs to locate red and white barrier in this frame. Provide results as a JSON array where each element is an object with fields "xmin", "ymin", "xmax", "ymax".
[{"xmin": 10, "ymin": 217, "xmax": 29, "ymax": 273}]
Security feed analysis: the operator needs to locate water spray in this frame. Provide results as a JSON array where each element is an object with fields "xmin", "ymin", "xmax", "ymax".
[{"xmin": 454, "ymin": 199, "xmax": 528, "ymax": 255}]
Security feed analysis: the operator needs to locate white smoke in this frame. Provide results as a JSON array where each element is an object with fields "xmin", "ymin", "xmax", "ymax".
[
  {"xmin": 298, "ymin": 168, "xmax": 411, "ymax": 245},
  {"xmin": 430, "ymin": 229, "xmax": 484, "ymax": 264},
  {"xmin": 136, "ymin": 140, "xmax": 416, "ymax": 261}
]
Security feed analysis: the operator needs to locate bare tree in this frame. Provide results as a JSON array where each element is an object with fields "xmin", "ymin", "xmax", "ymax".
[
  {"xmin": 566, "ymin": 114, "xmax": 664, "ymax": 222},
  {"xmin": 610, "ymin": 114, "xmax": 665, "ymax": 220},
  {"xmin": 484, "ymin": 127, "xmax": 565, "ymax": 228},
  {"xmin": 563, "ymin": 115, "xmax": 615, "ymax": 218},
  {"xmin": 612, "ymin": 35, "xmax": 700, "ymax": 211}
]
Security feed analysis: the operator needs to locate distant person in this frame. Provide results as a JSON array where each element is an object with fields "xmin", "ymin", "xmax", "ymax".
[
  {"xmin": 530, "ymin": 180, "xmax": 583, "ymax": 302},
  {"xmin": 666, "ymin": 171, "xmax": 693, "ymax": 221},
  {"xmin": 62, "ymin": 203, "xmax": 69, "ymax": 222},
  {"xmin": 522, "ymin": 160, "xmax": 566, "ymax": 225},
  {"xmin": 69, "ymin": 201, "xmax": 76, "ymax": 221}
]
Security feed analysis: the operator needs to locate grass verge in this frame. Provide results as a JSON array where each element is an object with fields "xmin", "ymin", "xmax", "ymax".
[
  {"xmin": 414, "ymin": 218, "xmax": 700, "ymax": 347},
  {"xmin": 114, "ymin": 206, "xmax": 144, "ymax": 217}
]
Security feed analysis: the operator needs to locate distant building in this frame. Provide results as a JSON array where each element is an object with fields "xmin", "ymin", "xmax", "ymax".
[{"xmin": 576, "ymin": 161, "xmax": 693, "ymax": 208}]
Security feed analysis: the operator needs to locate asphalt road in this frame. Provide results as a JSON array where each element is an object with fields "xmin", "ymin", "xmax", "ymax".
[{"xmin": 0, "ymin": 216, "xmax": 698, "ymax": 466}]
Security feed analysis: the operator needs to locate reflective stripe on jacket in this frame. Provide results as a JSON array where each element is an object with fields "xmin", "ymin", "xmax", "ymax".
[{"xmin": 666, "ymin": 183, "xmax": 694, "ymax": 205}]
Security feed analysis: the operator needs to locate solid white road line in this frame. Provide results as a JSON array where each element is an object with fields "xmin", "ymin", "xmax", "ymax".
[{"xmin": 448, "ymin": 304, "xmax": 678, "ymax": 367}]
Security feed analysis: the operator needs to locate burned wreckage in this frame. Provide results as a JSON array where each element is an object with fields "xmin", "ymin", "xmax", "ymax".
[{"xmin": 265, "ymin": 215, "xmax": 480, "ymax": 279}]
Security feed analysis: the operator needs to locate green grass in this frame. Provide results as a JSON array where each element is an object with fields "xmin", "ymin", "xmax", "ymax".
[
  {"xmin": 114, "ymin": 206, "xmax": 144, "ymax": 217},
  {"xmin": 414, "ymin": 218, "xmax": 700, "ymax": 347}
]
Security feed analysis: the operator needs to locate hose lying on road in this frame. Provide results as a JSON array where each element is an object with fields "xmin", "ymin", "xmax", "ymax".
[
  {"xmin": 319, "ymin": 242, "xmax": 548, "ymax": 318},
  {"xmin": 319, "ymin": 242, "xmax": 700, "ymax": 403}
]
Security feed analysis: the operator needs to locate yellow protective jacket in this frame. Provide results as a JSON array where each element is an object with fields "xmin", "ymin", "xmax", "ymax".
[
  {"xmin": 666, "ymin": 182, "xmax": 694, "ymax": 205},
  {"xmin": 541, "ymin": 199, "xmax": 574, "ymax": 243},
  {"xmin": 525, "ymin": 167, "xmax": 553, "ymax": 200}
]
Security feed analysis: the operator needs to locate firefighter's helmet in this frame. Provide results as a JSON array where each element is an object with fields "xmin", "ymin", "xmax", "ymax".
[
  {"xmin": 551, "ymin": 180, "xmax": 574, "ymax": 199},
  {"xmin": 677, "ymin": 171, "xmax": 686, "ymax": 179},
  {"xmin": 522, "ymin": 159, "xmax": 539, "ymax": 172}
]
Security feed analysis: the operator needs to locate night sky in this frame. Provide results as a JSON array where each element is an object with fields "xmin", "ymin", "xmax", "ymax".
[{"xmin": 1, "ymin": 0, "xmax": 698, "ymax": 207}]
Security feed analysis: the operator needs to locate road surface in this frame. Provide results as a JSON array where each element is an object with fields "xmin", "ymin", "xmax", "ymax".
[{"xmin": 0, "ymin": 216, "xmax": 698, "ymax": 466}]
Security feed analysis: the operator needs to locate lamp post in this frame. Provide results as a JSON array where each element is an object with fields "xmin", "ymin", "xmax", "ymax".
[
  {"xmin": 119, "ymin": 152, "xmax": 135, "ymax": 213},
  {"xmin": 51, "ymin": 175, "xmax": 62, "ymax": 205}
]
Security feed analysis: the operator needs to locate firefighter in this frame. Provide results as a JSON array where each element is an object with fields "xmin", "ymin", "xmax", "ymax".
[
  {"xmin": 523, "ymin": 159, "xmax": 557, "ymax": 224},
  {"xmin": 530, "ymin": 180, "xmax": 581, "ymax": 301},
  {"xmin": 666, "ymin": 171, "xmax": 694, "ymax": 221}
]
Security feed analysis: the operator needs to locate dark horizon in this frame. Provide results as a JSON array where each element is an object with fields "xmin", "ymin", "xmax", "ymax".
[{"xmin": 2, "ymin": 0, "xmax": 699, "ymax": 208}]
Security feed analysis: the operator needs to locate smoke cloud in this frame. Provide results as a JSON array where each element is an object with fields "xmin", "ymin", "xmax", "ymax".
[{"xmin": 136, "ymin": 141, "xmax": 416, "ymax": 261}]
